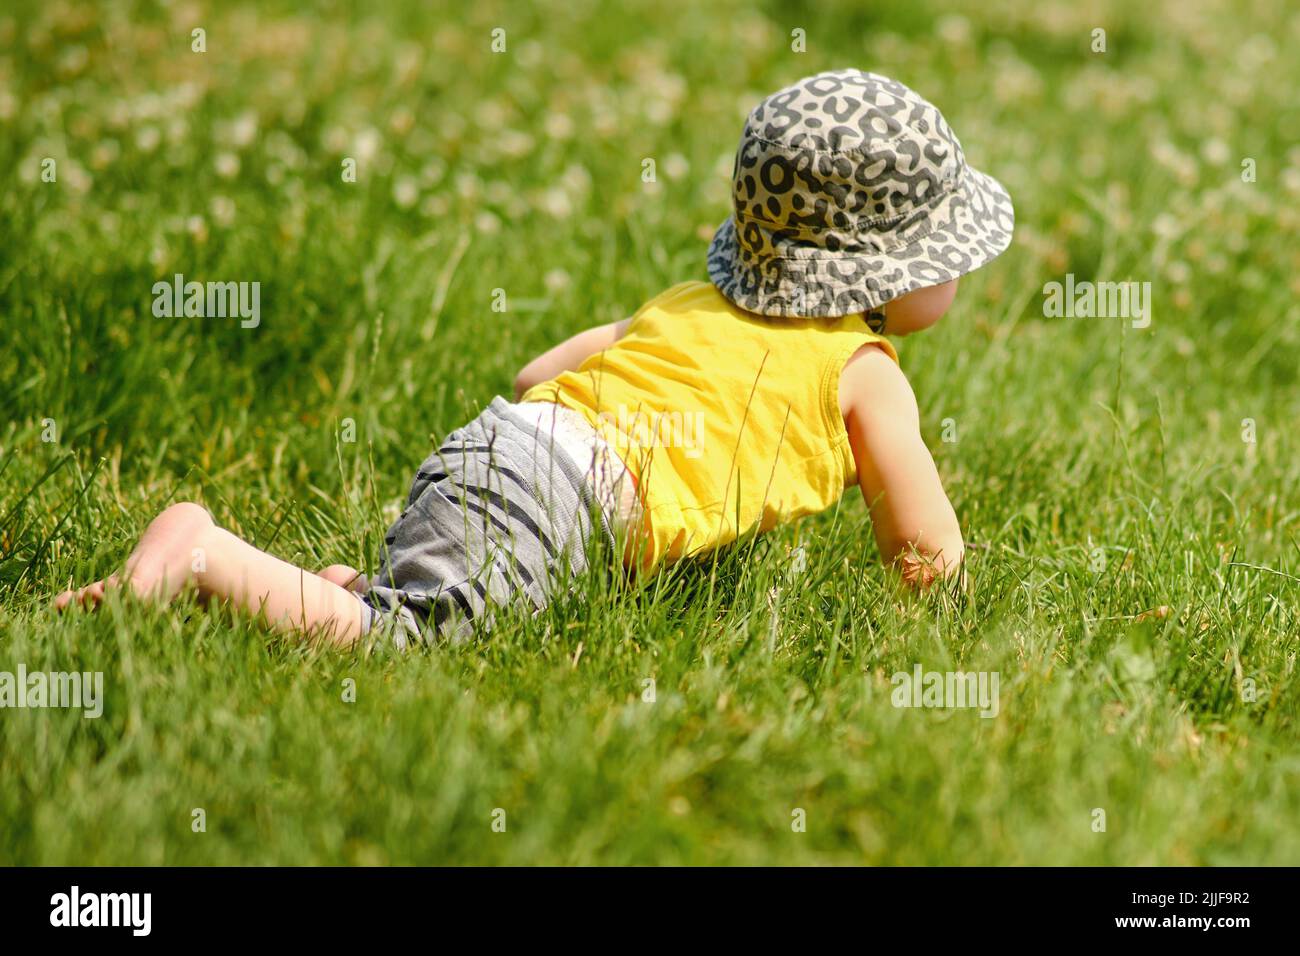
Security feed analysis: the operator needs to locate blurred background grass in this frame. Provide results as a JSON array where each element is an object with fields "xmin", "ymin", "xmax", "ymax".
[{"xmin": 1, "ymin": 0, "xmax": 1298, "ymax": 864}]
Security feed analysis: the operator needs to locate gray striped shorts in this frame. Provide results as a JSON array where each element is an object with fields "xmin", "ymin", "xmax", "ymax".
[{"xmin": 359, "ymin": 397, "xmax": 615, "ymax": 646}]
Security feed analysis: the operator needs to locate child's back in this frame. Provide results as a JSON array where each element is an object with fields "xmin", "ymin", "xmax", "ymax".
[{"xmin": 524, "ymin": 280, "xmax": 898, "ymax": 566}]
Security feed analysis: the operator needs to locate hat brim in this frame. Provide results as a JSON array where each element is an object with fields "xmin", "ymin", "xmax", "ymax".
[{"xmin": 706, "ymin": 166, "xmax": 1015, "ymax": 319}]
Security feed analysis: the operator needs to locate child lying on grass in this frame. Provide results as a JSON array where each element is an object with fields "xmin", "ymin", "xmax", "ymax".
[{"xmin": 56, "ymin": 70, "xmax": 1014, "ymax": 647}]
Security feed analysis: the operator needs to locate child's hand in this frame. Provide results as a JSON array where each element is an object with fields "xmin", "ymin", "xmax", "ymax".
[{"xmin": 896, "ymin": 545, "xmax": 964, "ymax": 590}]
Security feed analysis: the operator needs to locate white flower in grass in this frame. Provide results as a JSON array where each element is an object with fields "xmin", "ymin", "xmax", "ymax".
[
  {"xmin": 544, "ymin": 269, "xmax": 571, "ymax": 294},
  {"xmin": 645, "ymin": 99, "xmax": 673, "ymax": 126},
  {"xmin": 211, "ymin": 195, "xmax": 236, "ymax": 227},
  {"xmin": 479, "ymin": 99, "xmax": 510, "ymax": 129},
  {"xmin": 135, "ymin": 125, "xmax": 161, "ymax": 152},
  {"xmin": 420, "ymin": 194, "xmax": 448, "ymax": 217},
  {"xmin": 455, "ymin": 172, "xmax": 480, "ymax": 200},
  {"xmin": 1149, "ymin": 139, "xmax": 1197, "ymax": 185},
  {"xmin": 592, "ymin": 108, "xmax": 618, "ymax": 138},
  {"xmin": 420, "ymin": 159, "xmax": 446, "ymax": 186},
  {"xmin": 392, "ymin": 176, "xmax": 419, "ymax": 209},
  {"xmin": 265, "ymin": 130, "xmax": 306, "ymax": 169},
  {"xmin": 497, "ymin": 129, "xmax": 534, "ymax": 159},
  {"xmin": 1151, "ymin": 213, "xmax": 1182, "ymax": 241},
  {"xmin": 323, "ymin": 125, "xmax": 348, "ymax": 152},
  {"xmin": 394, "ymin": 43, "xmax": 422, "ymax": 85},
  {"xmin": 1200, "ymin": 138, "xmax": 1230, "ymax": 166},
  {"xmin": 230, "ymin": 111, "xmax": 258, "ymax": 148},
  {"xmin": 214, "ymin": 151, "xmax": 240, "ymax": 179},
  {"xmin": 133, "ymin": 93, "xmax": 163, "ymax": 121},
  {"xmin": 560, "ymin": 162, "xmax": 591, "ymax": 195},
  {"xmin": 474, "ymin": 211, "xmax": 501, "ymax": 234},
  {"xmin": 440, "ymin": 113, "xmax": 467, "ymax": 145},
  {"xmin": 735, "ymin": 15, "xmax": 771, "ymax": 48},
  {"xmin": 517, "ymin": 40, "xmax": 544, "ymax": 68},
  {"xmin": 176, "ymin": 81, "xmax": 203, "ymax": 110},
  {"xmin": 544, "ymin": 111, "xmax": 575, "ymax": 141},
  {"xmin": 663, "ymin": 153, "xmax": 689, "ymax": 181},
  {"xmin": 354, "ymin": 127, "xmax": 382, "ymax": 165},
  {"xmin": 389, "ymin": 107, "xmax": 414, "ymax": 137},
  {"xmin": 936, "ymin": 14, "xmax": 972, "ymax": 45},
  {"xmin": 652, "ymin": 71, "xmax": 686, "ymax": 103},
  {"xmin": 1079, "ymin": 149, "xmax": 1104, "ymax": 179},
  {"xmin": 1238, "ymin": 33, "xmax": 1276, "ymax": 66},
  {"xmin": 536, "ymin": 187, "xmax": 573, "ymax": 219},
  {"xmin": 1165, "ymin": 260, "xmax": 1192, "ymax": 285},
  {"xmin": 74, "ymin": 168, "xmax": 94, "ymax": 194},
  {"xmin": 185, "ymin": 215, "xmax": 208, "ymax": 243},
  {"xmin": 382, "ymin": 500, "xmax": 403, "ymax": 526},
  {"xmin": 993, "ymin": 55, "xmax": 1043, "ymax": 104},
  {"xmin": 56, "ymin": 45, "xmax": 89, "ymax": 78},
  {"xmin": 90, "ymin": 139, "xmax": 120, "ymax": 170}
]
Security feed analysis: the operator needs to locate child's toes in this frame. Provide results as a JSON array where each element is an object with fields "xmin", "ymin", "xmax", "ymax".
[
  {"xmin": 80, "ymin": 582, "xmax": 107, "ymax": 607},
  {"xmin": 56, "ymin": 581, "xmax": 108, "ymax": 611}
]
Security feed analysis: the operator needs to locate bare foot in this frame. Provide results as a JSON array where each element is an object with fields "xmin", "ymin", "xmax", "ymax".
[{"xmin": 55, "ymin": 501, "xmax": 216, "ymax": 611}]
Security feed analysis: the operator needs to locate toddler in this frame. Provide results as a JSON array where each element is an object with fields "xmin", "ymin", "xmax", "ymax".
[{"xmin": 57, "ymin": 70, "xmax": 1014, "ymax": 647}]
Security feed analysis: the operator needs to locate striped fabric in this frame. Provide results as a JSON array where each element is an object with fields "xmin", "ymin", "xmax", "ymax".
[{"xmin": 361, "ymin": 397, "xmax": 614, "ymax": 646}]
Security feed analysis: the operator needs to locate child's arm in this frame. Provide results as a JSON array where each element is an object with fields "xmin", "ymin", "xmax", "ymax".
[
  {"xmin": 841, "ymin": 346, "xmax": 964, "ymax": 587},
  {"xmin": 513, "ymin": 319, "xmax": 629, "ymax": 400}
]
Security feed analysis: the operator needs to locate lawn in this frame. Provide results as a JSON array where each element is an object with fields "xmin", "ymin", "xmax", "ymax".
[{"xmin": 1, "ymin": 0, "xmax": 1298, "ymax": 864}]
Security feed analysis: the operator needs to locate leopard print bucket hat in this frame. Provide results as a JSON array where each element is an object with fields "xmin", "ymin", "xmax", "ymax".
[{"xmin": 707, "ymin": 69, "xmax": 1015, "ymax": 319}]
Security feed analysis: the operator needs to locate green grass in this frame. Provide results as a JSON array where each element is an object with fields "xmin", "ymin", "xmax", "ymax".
[{"xmin": 2, "ymin": 0, "xmax": 1299, "ymax": 864}]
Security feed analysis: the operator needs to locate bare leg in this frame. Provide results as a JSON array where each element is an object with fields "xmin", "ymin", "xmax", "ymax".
[{"xmin": 54, "ymin": 502, "xmax": 365, "ymax": 647}]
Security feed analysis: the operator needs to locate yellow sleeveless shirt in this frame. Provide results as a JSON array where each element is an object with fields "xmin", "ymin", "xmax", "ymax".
[{"xmin": 522, "ymin": 280, "xmax": 898, "ymax": 568}]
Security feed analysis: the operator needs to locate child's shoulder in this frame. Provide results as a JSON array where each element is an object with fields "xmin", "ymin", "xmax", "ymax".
[
  {"xmin": 631, "ymin": 279, "xmax": 722, "ymax": 319},
  {"xmin": 839, "ymin": 341, "xmax": 916, "ymax": 424}
]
